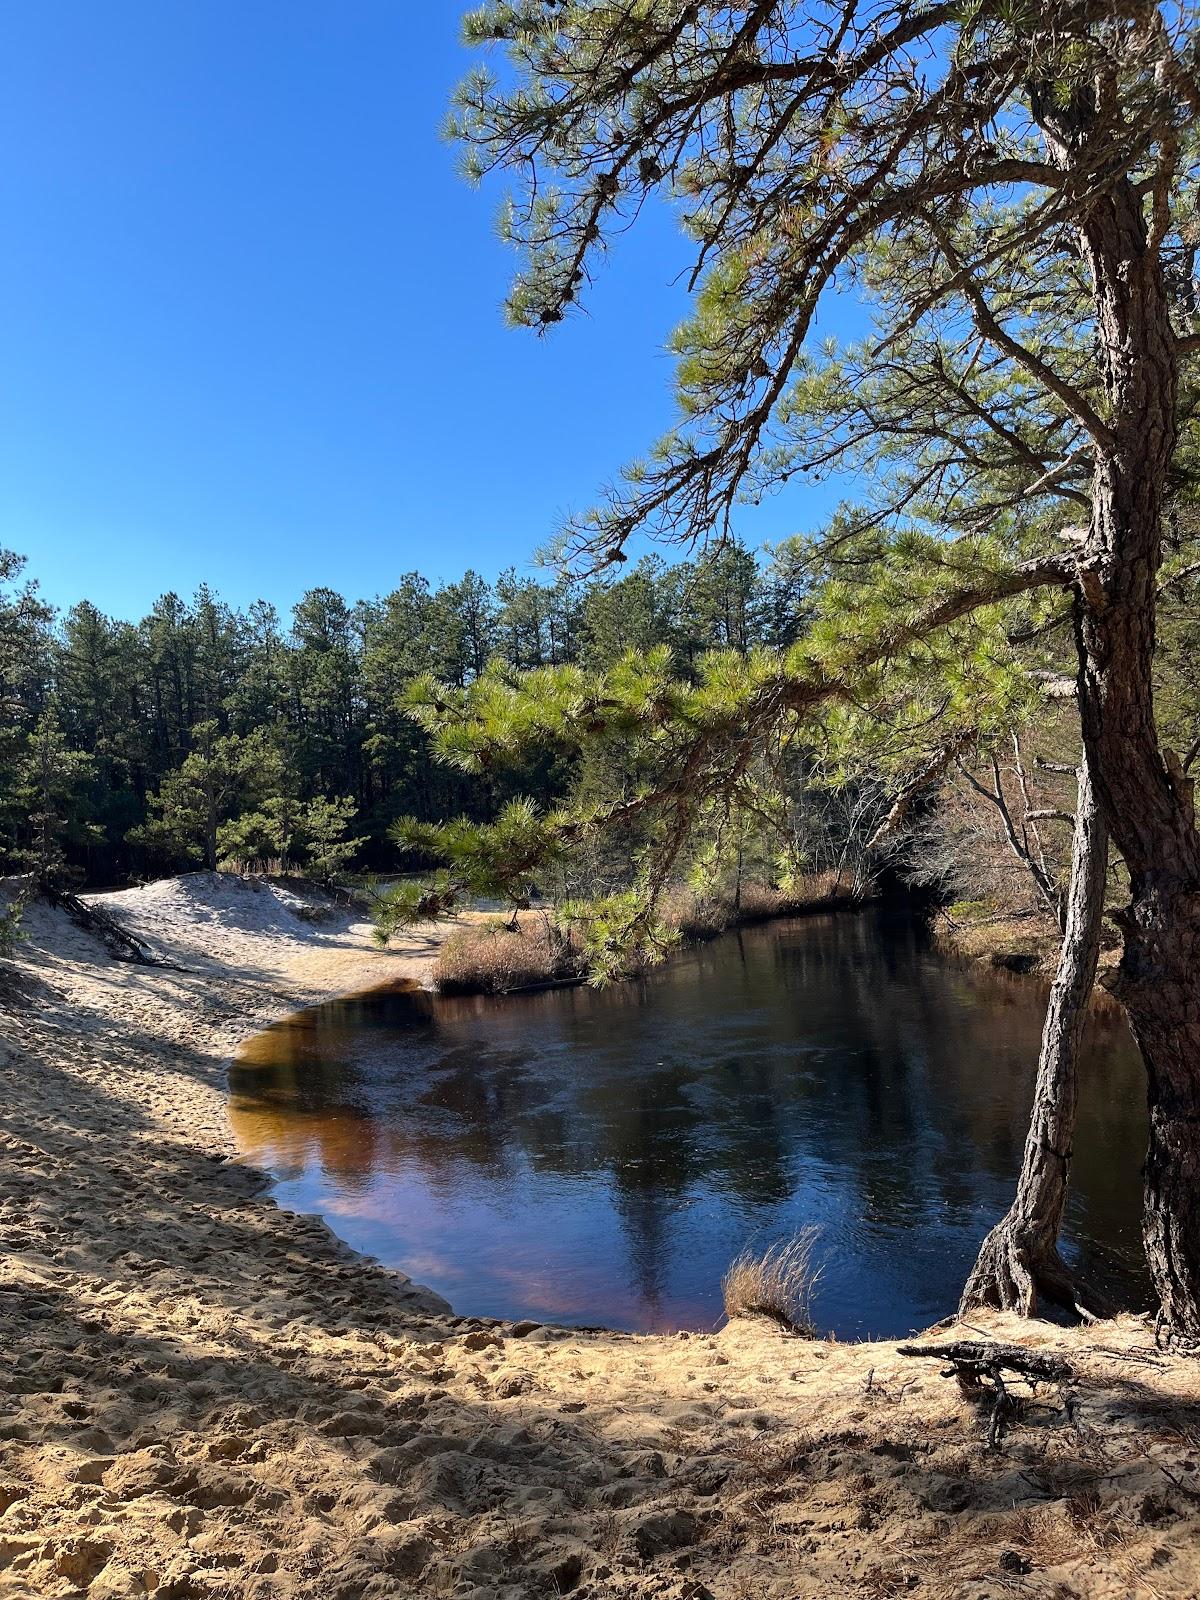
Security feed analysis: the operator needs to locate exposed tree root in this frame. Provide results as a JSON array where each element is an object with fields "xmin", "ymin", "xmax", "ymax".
[
  {"xmin": 1154, "ymin": 1307, "xmax": 1200, "ymax": 1356},
  {"xmin": 960, "ymin": 1216, "xmax": 1115, "ymax": 1323},
  {"xmin": 41, "ymin": 883, "xmax": 178, "ymax": 968}
]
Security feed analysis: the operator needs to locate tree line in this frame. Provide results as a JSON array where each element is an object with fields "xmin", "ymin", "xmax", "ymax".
[{"xmin": 0, "ymin": 543, "xmax": 812, "ymax": 891}]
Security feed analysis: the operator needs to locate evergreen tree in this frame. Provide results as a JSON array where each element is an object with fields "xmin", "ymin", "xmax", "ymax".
[
  {"xmin": 0, "ymin": 550, "xmax": 55, "ymax": 877},
  {"xmin": 300, "ymin": 795, "xmax": 365, "ymax": 886},
  {"xmin": 289, "ymin": 587, "xmax": 363, "ymax": 800},
  {"xmin": 443, "ymin": 1, "xmax": 1200, "ymax": 1335},
  {"xmin": 16, "ymin": 708, "xmax": 100, "ymax": 886},
  {"xmin": 131, "ymin": 721, "xmax": 264, "ymax": 871}
]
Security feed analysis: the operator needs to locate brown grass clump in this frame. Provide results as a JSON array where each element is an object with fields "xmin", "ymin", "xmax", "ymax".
[
  {"xmin": 433, "ymin": 913, "xmax": 583, "ymax": 995},
  {"xmin": 433, "ymin": 873, "xmax": 861, "ymax": 995},
  {"xmin": 737, "ymin": 872, "xmax": 852, "ymax": 919},
  {"xmin": 662, "ymin": 872, "xmax": 855, "ymax": 944},
  {"xmin": 733, "ymin": 881, "xmax": 789, "ymax": 921},
  {"xmin": 658, "ymin": 885, "xmax": 733, "ymax": 942},
  {"xmin": 722, "ymin": 1229, "xmax": 821, "ymax": 1334}
]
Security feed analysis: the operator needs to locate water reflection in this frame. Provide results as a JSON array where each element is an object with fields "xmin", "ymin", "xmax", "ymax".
[{"xmin": 229, "ymin": 909, "xmax": 1150, "ymax": 1337}]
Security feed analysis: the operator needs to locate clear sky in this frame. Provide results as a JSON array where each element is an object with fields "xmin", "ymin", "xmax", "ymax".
[{"xmin": 0, "ymin": 3, "xmax": 850, "ymax": 621}]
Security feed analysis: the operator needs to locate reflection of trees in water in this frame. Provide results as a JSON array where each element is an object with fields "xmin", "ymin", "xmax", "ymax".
[
  {"xmin": 759, "ymin": 915, "xmax": 1146, "ymax": 1278},
  {"xmin": 228, "ymin": 910, "xmax": 1151, "ymax": 1312}
]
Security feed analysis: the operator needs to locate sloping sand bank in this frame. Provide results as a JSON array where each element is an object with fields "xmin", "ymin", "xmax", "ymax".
[{"xmin": 2, "ymin": 874, "xmax": 1198, "ymax": 1600}]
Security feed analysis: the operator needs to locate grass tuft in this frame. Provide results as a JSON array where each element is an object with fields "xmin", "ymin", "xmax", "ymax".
[
  {"xmin": 434, "ymin": 913, "xmax": 582, "ymax": 995},
  {"xmin": 722, "ymin": 1229, "xmax": 822, "ymax": 1335}
]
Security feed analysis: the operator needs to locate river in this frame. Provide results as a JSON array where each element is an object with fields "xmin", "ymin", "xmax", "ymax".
[{"xmin": 229, "ymin": 908, "xmax": 1149, "ymax": 1337}]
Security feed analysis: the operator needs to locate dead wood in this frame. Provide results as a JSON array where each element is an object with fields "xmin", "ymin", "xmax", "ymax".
[
  {"xmin": 41, "ymin": 883, "xmax": 180, "ymax": 969},
  {"xmin": 898, "ymin": 1341, "xmax": 1077, "ymax": 1448}
]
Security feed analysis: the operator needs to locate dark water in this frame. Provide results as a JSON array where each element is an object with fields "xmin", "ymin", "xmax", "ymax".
[{"xmin": 228, "ymin": 909, "xmax": 1150, "ymax": 1338}]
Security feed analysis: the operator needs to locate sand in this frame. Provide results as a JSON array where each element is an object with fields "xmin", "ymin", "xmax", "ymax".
[{"xmin": 1, "ymin": 872, "xmax": 1198, "ymax": 1600}]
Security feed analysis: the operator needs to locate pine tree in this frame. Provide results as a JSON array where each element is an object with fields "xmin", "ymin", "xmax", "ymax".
[
  {"xmin": 0, "ymin": 551, "xmax": 55, "ymax": 882},
  {"xmin": 445, "ymin": 2, "xmax": 1200, "ymax": 1336},
  {"xmin": 16, "ymin": 708, "xmax": 100, "ymax": 887},
  {"xmin": 300, "ymin": 795, "xmax": 364, "ymax": 887},
  {"xmin": 130, "ymin": 721, "xmax": 262, "ymax": 871}
]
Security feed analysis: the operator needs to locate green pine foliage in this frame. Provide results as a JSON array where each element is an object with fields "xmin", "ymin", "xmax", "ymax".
[
  {"xmin": 389, "ymin": 2, "xmax": 1199, "ymax": 978},
  {"xmin": 0, "ymin": 541, "xmax": 816, "ymax": 896}
]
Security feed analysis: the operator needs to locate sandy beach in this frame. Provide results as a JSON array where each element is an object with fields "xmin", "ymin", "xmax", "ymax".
[{"xmin": 2, "ymin": 874, "xmax": 1198, "ymax": 1600}]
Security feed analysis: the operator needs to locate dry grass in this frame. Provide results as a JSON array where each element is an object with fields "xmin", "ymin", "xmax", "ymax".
[
  {"xmin": 738, "ymin": 872, "xmax": 850, "ymax": 921},
  {"xmin": 726, "ymin": 1431, "xmax": 815, "ymax": 1486},
  {"xmin": 216, "ymin": 855, "xmax": 291, "ymax": 876},
  {"xmin": 433, "ymin": 913, "xmax": 584, "ymax": 995},
  {"xmin": 721, "ymin": 1229, "xmax": 822, "ymax": 1334},
  {"xmin": 432, "ymin": 874, "xmax": 860, "ymax": 995},
  {"xmin": 733, "ymin": 881, "xmax": 791, "ymax": 920}
]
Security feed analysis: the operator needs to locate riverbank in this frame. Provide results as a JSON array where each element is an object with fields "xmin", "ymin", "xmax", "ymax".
[
  {"xmin": 429, "ymin": 873, "xmax": 863, "ymax": 995},
  {"xmin": 932, "ymin": 909, "xmax": 1132, "ymax": 1039},
  {"xmin": 2, "ymin": 874, "xmax": 1198, "ymax": 1599}
]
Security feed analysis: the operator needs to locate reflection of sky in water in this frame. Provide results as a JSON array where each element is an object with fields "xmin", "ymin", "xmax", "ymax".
[{"xmin": 228, "ymin": 909, "xmax": 1150, "ymax": 1338}]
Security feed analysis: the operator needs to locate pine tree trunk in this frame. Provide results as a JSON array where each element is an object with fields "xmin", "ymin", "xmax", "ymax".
[
  {"xmin": 1071, "ymin": 178, "xmax": 1200, "ymax": 1341},
  {"xmin": 960, "ymin": 746, "xmax": 1108, "ymax": 1317},
  {"xmin": 1027, "ymin": 75, "xmax": 1200, "ymax": 1333}
]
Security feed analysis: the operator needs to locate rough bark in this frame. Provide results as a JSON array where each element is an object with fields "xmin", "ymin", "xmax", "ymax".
[
  {"xmin": 1069, "ymin": 176, "xmax": 1200, "ymax": 1344},
  {"xmin": 1025, "ymin": 62, "xmax": 1200, "ymax": 1338},
  {"xmin": 960, "ymin": 744, "xmax": 1109, "ymax": 1319}
]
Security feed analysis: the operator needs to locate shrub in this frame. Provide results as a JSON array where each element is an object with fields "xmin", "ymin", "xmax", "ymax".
[
  {"xmin": 722, "ymin": 1229, "xmax": 821, "ymax": 1334},
  {"xmin": 433, "ymin": 913, "xmax": 584, "ymax": 995}
]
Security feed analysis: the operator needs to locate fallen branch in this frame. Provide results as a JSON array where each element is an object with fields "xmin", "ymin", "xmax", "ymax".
[
  {"xmin": 41, "ymin": 884, "xmax": 178, "ymax": 969},
  {"xmin": 898, "ymin": 1340, "xmax": 1077, "ymax": 1448}
]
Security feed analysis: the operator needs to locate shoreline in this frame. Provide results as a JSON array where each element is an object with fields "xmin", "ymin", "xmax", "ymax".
[
  {"xmin": 427, "ymin": 884, "xmax": 873, "ymax": 998},
  {"xmin": 2, "ymin": 872, "xmax": 1198, "ymax": 1599}
]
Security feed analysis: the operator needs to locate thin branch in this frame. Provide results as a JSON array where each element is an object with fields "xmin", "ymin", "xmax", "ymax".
[
  {"xmin": 928, "ymin": 218, "xmax": 1116, "ymax": 453},
  {"xmin": 866, "ymin": 728, "xmax": 977, "ymax": 852}
]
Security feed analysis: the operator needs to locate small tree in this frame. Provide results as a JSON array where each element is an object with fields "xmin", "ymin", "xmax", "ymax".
[
  {"xmin": 217, "ymin": 734, "xmax": 309, "ymax": 874},
  {"xmin": 17, "ymin": 709, "xmax": 100, "ymax": 887},
  {"xmin": 130, "ymin": 721, "xmax": 260, "ymax": 871},
  {"xmin": 300, "ymin": 795, "xmax": 364, "ymax": 887},
  {"xmin": 216, "ymin": 808, "xmax": 284, "ymax": 875}
]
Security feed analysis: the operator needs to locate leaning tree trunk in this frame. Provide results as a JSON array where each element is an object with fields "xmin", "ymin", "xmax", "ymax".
[
  {"xmin": 960, "ymin": 744, "xmax": 1108, "ymax": 1318},
  {"xmin": 1068, "ymin": 174, "xmax": 1200, "ymax": 1343}
]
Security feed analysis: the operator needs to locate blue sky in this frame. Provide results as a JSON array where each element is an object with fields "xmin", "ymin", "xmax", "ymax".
[{"xmin": 0, "ymin": 4, "xmax": 850, "ymax": 620}]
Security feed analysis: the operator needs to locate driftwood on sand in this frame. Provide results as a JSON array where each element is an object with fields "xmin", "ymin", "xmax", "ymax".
[
  {"xmin": 898, "ymin": 1340, "xmax": 1077, "ymax": 1448},
  {"xmin": 40, "ymin": 882, "xmax": 177, "ymax": 968}
]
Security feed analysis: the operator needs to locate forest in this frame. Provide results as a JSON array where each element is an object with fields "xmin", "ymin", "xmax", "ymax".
[
  {"xmin": 0, "ymin": 541, "xmax": 815, "ymax": 891},
  {"xmin": 8, "ymin": 510, "xmax": 1200, "ymax": 992}
]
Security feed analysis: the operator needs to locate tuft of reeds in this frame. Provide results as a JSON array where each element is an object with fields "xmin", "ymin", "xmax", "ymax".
[{"xmin": 721, "ymin": 1229, "xmax": 822, "ymax": 1335}]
